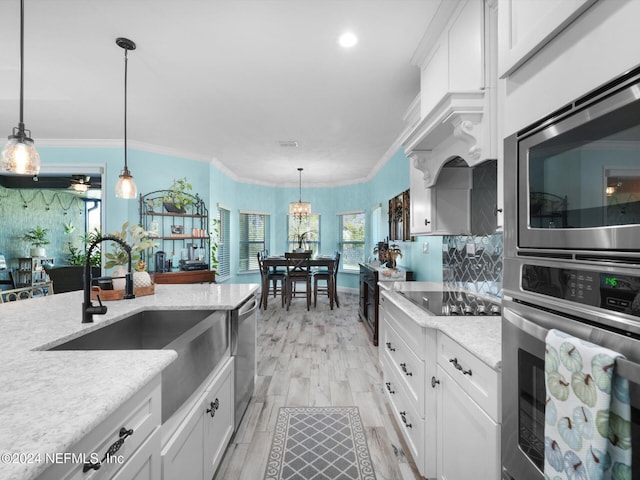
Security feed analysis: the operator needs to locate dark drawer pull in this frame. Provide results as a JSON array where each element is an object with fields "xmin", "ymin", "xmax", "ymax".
[
  {"xmin": 386, "ymin": 342, "xmax": 396, "ymax": 352},
  {"xmin": 206, "ymin": 398, "xmax": 220, "ymax": 418},
  {"xmin": 399, "ymin": 411, "xmax": 412, "ymax": 429},
  {"xmin": 385, "ymin": 382, "xmax": 395, "ymax": 394},
  {"xmin": 431, "ymin": 376, "xmax": 440, "ymax": 388},
  {"xmin": 449, "ymin": 357, "xmax": 472, "ymax": 376},
  {"xmin": 400, "ymin": 362, "xmax": 413, "ymax": 376},
  {"xmin": 83, "ymin": 427, "xmax": 133, "ymax": 472}
]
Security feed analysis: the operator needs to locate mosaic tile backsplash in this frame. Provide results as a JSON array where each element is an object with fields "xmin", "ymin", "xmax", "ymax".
[{"xmin": 442, "ymin": 232, "xmax": 503, "ymax": 299}]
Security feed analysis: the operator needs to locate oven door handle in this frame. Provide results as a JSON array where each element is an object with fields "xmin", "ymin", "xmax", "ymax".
[{"xmin": 504, "ymin": 307, "xmax": 640, "ymax": 384}]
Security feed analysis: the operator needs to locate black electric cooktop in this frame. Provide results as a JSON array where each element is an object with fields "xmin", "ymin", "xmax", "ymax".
[{"xmin": 398, "ymin": 290, "xmax": 501, "ymax": 316}]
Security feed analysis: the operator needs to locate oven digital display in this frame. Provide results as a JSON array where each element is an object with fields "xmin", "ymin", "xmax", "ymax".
[{"xmin": 521, "ymin": 264, "xmax": 640, "ymax": 317}]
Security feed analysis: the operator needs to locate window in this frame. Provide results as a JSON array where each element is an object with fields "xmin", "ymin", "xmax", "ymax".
[
  {"xmin": 216, "ymin": 206, "xmax": 230, "ymax": 279},
  {"xmin": 338, "ymin": 211, "xmax": 365, "ymax": 271},
  {"xmin": 239, "ymin": 211, "xmax": 269, "ymax": 272},
  {"xmin": 287, "ymin": 214, "xmax": 320, "ymax": 255}
]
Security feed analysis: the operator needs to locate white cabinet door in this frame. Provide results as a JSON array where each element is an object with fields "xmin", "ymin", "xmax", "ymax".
[
  {"xmin": 162, "ymin": 398, "xmax": 206, "ymax": 480},
  {"xmin": 436, "ymin": 366, "xmax": 500, "ymax": 480},
  {"xmin": 112, "ymin": 429, "xmax": 162, "ymax": 480},
  {"xmin": 162, "ymin": 357, "xmax": 234, "ymax": 480},
  {"xmin": 203, "ymin": 363, "xmax": 234, "ymax": 480},
  {"xmin": 409, "ymin": 153, "xmax": 433, "ymax": 236}
]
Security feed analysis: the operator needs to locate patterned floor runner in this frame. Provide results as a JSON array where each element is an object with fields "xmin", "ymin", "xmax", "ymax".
[{"xmin": 264, "ymin": 406, "xmax": 377, "ymax": 480}]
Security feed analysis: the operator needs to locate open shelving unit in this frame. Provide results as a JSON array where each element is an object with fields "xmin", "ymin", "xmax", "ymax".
[{"xmin": 139, "ymin": 190, "xmax": 215, "ymax": 284}]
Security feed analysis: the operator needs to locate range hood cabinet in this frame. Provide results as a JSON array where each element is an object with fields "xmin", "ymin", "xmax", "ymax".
[{"xmin": 409, "ymin": 158, "xmax": 497, "ymax": 236}]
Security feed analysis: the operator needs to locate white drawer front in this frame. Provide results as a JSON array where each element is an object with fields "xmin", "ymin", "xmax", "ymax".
[
  {"xmin": 51, "ymin": 376, "xmax": 162, "ymax": 480},
  {"xmin": 437, "ymin": 332, "xmax": 500, "ymax": 422},
  {"xmin": 381, "ymin": 319, "xmax": 425, "ymax": 418},
  {"xmin": 382, "ymin": 355, "xmax": 426, "ymax": 477},
  {"xmin": 380, "ymin": 294, "xmax": 424, "ymax": 356}
]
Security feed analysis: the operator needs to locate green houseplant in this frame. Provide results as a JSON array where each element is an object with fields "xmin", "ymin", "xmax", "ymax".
[
  {"xmin": 23, "ymin": 226, "xmax": 50, "ymax": 257},
  {"xmin": 163, "ymin": 177, "xmax": 195, "ymax": 213},
  {"xmin": 65, "ymin": 228, "xmax": 102, "ymax": 266},
  {"xmin": 104, "ymin": 221, "xmax": 158, "ymax": 270}
]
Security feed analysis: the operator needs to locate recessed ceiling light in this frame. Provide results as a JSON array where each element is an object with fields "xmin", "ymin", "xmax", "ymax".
[{"xmin": 338, "ymin": 32, "xmax": 358, "ymax": 48}]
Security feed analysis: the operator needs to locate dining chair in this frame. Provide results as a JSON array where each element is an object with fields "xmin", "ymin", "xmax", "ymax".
[
  {"xmin": 284, "ymin": 251, "xmax": 312, "ymax": 311},
  {"xmin": 313, "ymin": 251, "xmax": 340, "ymax": 309},
  {"xmin": 0, "ymin": 282, "xmax": 54, "ymax": 303},
  {"xmin": 257, "ymin": 251, "xmax": 285, "ymax": 309}
]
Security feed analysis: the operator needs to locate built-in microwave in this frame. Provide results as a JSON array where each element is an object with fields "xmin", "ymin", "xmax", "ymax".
[{"xmin": 504, "ymin": 64, "xmax": 640, "ymax": 261}]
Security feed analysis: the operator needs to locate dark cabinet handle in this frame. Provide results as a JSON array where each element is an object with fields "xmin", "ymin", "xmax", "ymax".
[
  {"xmin": 400, "ymin": 362, "xmax": 413, "ymax": 376},
  {"xmin": 385, "ymin": 382, "xmax": 395, "ymax": 394},
  {"xmin": 424, "ymin": 219, "xmax": 430, "ymax": 225},
  {"xmin": 386, "ymin": 342, "xmax": 395, "ymax": 352},
  {"xmin": 431, "ymin": 376, "xmax": 440, "ymax": 388},
  {"xmin": 449, "ymin": 357, "xmax": 472, "ymax": 376},
  {"xmin": 206, "ymin": 398, "xmax": 220, "ymax": 418},
  {"xmin": 494, "ymin": 206, "xmax": 503, "ymax": 216},
  {"xmin": 83, "ymin": 427, "xmax": 134, "ymax": 472},
  {"xmin": 399, "ymin": 411, "xmax": 412, "ymax": 428}
]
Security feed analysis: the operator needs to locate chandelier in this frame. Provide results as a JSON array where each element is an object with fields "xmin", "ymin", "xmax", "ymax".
[{"xmin": 289, "ymin": 167, "xmax": 311, "ymax": 218}]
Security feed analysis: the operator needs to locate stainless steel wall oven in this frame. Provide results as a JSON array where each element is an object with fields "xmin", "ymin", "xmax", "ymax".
[{"xmin": 502, "ymin": 65, "xmax": 640, "ymax": 480}]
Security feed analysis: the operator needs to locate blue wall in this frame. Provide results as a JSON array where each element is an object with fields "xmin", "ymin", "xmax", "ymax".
[{"xmin": 7, "ymin": 144, "xmax": 445, "ymax": 289}]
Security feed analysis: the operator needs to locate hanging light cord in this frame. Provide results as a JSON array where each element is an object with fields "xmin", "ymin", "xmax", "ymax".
[
  {"xmin": 298, "ymin": 167, "xmax": 303, "ymax": 202},
  {"xmin": 18, "ymin": 0, "xmax": 25, "ymax": 130},
  {"xmin": 123, "ymin": 47, "xmax": 129, "ymax": 173}
]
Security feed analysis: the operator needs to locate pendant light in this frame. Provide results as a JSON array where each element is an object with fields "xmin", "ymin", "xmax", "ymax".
[
  {"xmin": 114, "ymin": 37, "xmax": 138, "ymax": 199},
  {"xmin": 1, "ymin": 0, "xmax": 41, "ymax": 175},
  {"xmin": 289, "ymin": 167, "xmax": 311, "ymax": 218}
]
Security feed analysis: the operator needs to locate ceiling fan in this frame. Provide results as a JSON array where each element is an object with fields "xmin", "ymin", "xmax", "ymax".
[{"xmin": 68, "ymin": 175, "xmax": 100, "ymax": 193}]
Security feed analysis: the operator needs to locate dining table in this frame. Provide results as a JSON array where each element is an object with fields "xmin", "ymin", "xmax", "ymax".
[{"xmin": 263, "ymin": 254, "xmax": 339, "ymax": 308}]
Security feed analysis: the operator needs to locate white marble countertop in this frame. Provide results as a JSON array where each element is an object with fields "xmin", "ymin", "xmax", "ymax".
[
  {"xmin": 0, "ymin": 283, "xmax": 258, "ymax": 480},
  {"xmin": 379, "ymin": 281, "xmax": 502, "ymax": 370}
]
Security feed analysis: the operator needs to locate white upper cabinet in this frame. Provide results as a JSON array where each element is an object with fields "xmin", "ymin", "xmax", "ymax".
[
  {"xmin": 497, "ymin": 0, "xmax": 597, "ymax": 78},
  {"xmin": 402, "ymin": 0, "xmax": 498, "ymax": 181}
]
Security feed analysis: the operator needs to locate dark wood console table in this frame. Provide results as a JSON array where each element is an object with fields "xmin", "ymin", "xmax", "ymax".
[
  {"xmin": 152, "ymin": 270, "xmax": 215, "ymax": 284},
  {"xmin": 358, "ymin": 263, "xmax": 413, "ymax": 346}
]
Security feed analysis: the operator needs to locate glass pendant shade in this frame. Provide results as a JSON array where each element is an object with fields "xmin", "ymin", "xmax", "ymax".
[
  {"xmin": 115, "ymin": 167, "xmax": 137, "ymax": 199},
  {"xmin": 289, "ymin": 201, "xmax": 311, "ymax": 216},
  {"xmin": 2, "ymin": 0, "xmax": 40, "ymax": 176},
  {"xmin": 1, "ymin": 133, "xmax": 40, "ymax": 175}
]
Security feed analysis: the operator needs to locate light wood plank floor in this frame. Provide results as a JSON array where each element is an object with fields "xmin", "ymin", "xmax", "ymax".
[{"xmin": 214, "ymin": 292, "xmax": 422, "ymax": 480}]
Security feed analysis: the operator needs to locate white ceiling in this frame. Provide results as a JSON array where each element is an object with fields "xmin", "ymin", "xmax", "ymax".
[{"xmin": 0, "ymin": 0, "xmax": 438, "ymax": 187}]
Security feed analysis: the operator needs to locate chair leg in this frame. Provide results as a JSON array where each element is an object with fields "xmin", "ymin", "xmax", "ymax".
[
  {"xmin": 313, "ymin": 277, "xmax": 318, "ymax": 307},
  {"xmin": 306, "ymin": 279, "xmax": 311, "ymax": 311}
]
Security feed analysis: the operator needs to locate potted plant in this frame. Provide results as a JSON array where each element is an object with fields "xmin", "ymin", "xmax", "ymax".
[
  {"xmin": 23, "ymin": 226, "xmax": 50, "ymax": 257},
  {"xmin": 104, "ymin": 221, "xmax": 158, "ymax": 289},
  {"xmin": 65, "ymin": 228, "xmax": 102, "ymax": 266},
  {"xmin": 386, "ymin": 244, "xmax": 403, "ymax": 270},
  {"xmin": 163, "ymin": 177, "xmax": 195, "ymax": 213}
]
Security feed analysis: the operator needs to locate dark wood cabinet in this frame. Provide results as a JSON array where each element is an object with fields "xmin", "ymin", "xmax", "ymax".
[{"xmin": 358, "ymin": 263, "xmax": 413, "ymax": 346}]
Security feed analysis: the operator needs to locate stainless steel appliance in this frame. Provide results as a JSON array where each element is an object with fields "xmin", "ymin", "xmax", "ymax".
[
  {"xmin": 502, "ymin": 65, "xmax": 640, "ymax": 480},
  {"xmin": 230, "ymin": 295, "xmax": 258, "ymax": 431},
  {"xmin": 501, "ymin": 263, "xmax": 640, "ymax": 480},
  {"xmin": 504, "ymin": 64, "xmax": 640, "ymax": 257}
]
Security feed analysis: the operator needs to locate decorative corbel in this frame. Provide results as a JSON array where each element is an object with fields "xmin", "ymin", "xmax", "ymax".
[
  {"xmin": 452, "ymin": 117, "xmax": 482, "ymax": 162},
  {"xmin": 408, "ymin": 150, "xmax": 433, "ymax": 188}
]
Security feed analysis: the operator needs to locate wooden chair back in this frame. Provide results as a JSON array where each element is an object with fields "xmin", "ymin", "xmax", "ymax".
[
  {"xmin": 0, "ymin": 282, "xmax": 54, "ymax": 303},
  {"xmin": 285, "ymin": 252, "xmax": 311, "ymax": 276}
]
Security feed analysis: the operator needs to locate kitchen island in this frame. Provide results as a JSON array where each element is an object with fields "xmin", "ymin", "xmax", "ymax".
[{"xmin": 0, "ymin": 283, "xmax": 258, "ymax": 480}]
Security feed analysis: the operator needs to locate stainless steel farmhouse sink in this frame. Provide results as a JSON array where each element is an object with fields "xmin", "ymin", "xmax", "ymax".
[{"xmin": 49, "ymin": 309, "xmax": 229, "ymax": 422}]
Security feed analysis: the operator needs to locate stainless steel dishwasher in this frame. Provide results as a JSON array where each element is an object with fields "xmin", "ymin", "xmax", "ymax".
[{"xmin": 230, "ymin": 295, "xmax": 258, "ymax": 431}]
